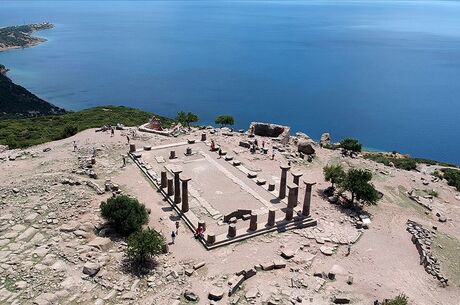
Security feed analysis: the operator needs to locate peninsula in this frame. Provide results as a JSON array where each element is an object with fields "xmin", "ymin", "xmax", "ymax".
[{"xmin": 0, "ymin": 22, "xmax": 54, "ymax": 51}]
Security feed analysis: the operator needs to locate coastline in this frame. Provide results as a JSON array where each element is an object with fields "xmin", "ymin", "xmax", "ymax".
[
  {"xmin": 0, "ymin": 39, "xmax": 46, "ymax": 53},
  {"xmin": 0, "ymin": 22, "xmax": 53, "ymax": 53}
]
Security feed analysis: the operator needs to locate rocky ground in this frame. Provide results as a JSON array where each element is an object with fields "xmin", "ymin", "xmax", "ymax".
[{"xmin": 0, "ymin": 126, "xmax": 459, "ymax": 305}]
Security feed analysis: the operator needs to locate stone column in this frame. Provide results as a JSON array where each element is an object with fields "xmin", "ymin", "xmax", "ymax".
[
  {"xmin": 207, "ymin": 234, "xmax": 216, "ymax": 245},
  {"xmin": 278, "ymin": 165, "xmax": 291, "ymax": 199},
  {"xmin": 129, "ymin": 144, "xmax": 136, "ymax": 153},
  {"xmin": 287, "ymin": 183, "xmax": 299, "ymax": 208},
  {"xmin": 171, "ymin": 168, "xmax": 182, "ymax": 204},
  {"xmin": 228, "ymin": 224, "xmax": 236, "ymax": 237},
  {"xmin": 285, "ymin": 208, "xmax": 293, "ymax": 221},
  {"xmin": 291, "ymin": 171, "xmax": 303, "ymax": 198},
  {"xmin": 186, "ymin": 147, "xmax": 192, "ymax": 155},
  {"xmin": 249, "ymin": 212, "xmax": 258, "ymax": 231},
  {"xmin": 267, "ymin": 208, "xmax": 276, "ymax": 226},
  {"xmin": 201, "ymin": 133, "xmax": 206, "ymax": 141},
  {"xmin": 180, "ymin": 176, "xmax": 191, "ymax": 213},
  {"xmin": 302, "ymin": 182, "xmax": 316, "ymax": 217},
  {"xmin": 160, "ymin": 171, "xmax": 167, "ymax": 188},
  {"xmin": 169, "ymin": 150, "xmax": 176, "ymax": 159},
  {"xmin": 167, "ymin": 178, "xmax": 174, "ymax": 196}
]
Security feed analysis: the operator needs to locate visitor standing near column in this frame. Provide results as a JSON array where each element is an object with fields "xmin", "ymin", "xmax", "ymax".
[
  {"xmin": 111, "ymin": 127, "xmax": 114, "ymax": 137},
  {"xmin": 73, "ymin": 141, "xmax": 77, "ymax": 152},
  {"xmin": 171, "ymin": 231, "xmax": 176, "ymax": 244},
  {"xmin": 175, "ymin": 221, "xmax": 180, "ymax": 235}
]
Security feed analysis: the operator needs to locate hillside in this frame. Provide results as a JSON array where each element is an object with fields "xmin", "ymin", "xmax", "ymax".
[
  {"xmin": 0, "ymin": 70, "xmax": 65, "ymax": 118},
  {"xmin": 0, "ymin": 106, "xmax": 174, "ymax": 148}
]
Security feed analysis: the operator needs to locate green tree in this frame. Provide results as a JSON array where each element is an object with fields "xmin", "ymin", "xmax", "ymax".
[
  {"xmin": 126, "ymin": 228, "xmax": 165, "ymax": 265},
  {"xmin": 100, "ymin": 195, "xmax": 148, "ymax": 235},
  {"xmin": 341, "ymin": 168, "xmax": 379, "ymax": 206},
  {"xmin": 340, "ymin": 138, "xmax": 362, "ymax": 154},
  {"xmin": 176, "ymin": 111, "xmax": 199, "ymax": 129},
  {"xmin": 215, "ymin": 115, "xmax": 234, "ymax": 127},
  {"xmin": 382, "ymin": 294, "xmax": 409, "ymax": 305},
  {"xmin": 323, "ymin": 164, "xmax": 346, "ymax": 189}
]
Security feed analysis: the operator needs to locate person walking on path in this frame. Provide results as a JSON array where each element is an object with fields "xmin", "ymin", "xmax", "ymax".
[
  {"xmin": 171, "ymin": 231, "xmax": 176, "ymax": 244},
  {"xmin": 73, "ymin": 141, "xmax": 77, "ymax": 152},
  {"xmin": 122, "ymin": 155, "xmax": 126, "ymax": 167},
  {"xmin": 126, "ymin": 135, "xmax": 130, "ymax": 144},
  {"xmin": 111, "ymin": 127, "xmax": 115, "ymax": 137}
]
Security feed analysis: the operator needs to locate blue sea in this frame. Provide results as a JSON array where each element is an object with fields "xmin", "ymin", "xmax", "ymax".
[{"xmin": 1, "ymin": 1, "xmax": 459, "ymax": 164}]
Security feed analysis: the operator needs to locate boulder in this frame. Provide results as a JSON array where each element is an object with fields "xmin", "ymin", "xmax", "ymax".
[
  {"xmin": 184, "ymin": 290, "xmax": 199, "ymax": 302},
  {"xmin": 297, "ymin": 140, "xmax": 316, "ymax": 155},
  {"xmin": 320, "ymin": 133, "xmax": 331, "ymax": 147},
  {"xmin": 208, "ymin": 287, "xmax": 224, "ymax": 301},
  {"xmin": 83, "ymin": 262, "xmax": 101, "ymax": 276}
]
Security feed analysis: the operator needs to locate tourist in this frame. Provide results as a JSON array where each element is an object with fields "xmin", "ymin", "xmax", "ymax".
[
  {"xmin": 262, "ymin": 141, "xmax": 265, "ymax": 148},
  {"xmin": 346, "ymin": 243, "xmax": 351, "ymax": 256},
  {"xmin": 73, "ymin": 141, "xmax": 77, "ymax": 152},
  {"xmin": 122, "ymin": 155, "xmax": 126, "ymax": 167},
  {"xmin": 271, "ymin": 149, "xmax": 275, "ymax": 160},
  {"xmin": 92, "ymin": 147, "xmax": 97, "ymax": 157},
  {"xmin": 194, "ymin": 225, "xmax": 205, "ymax": 239},
  {"xmin": 175, "ymin": 221, "xmax": 180, "ymax": 235},
  {"xmin": 171, "ymin": 231, "xmax": 176, "ymax": 244},
  {"xmin": 210, "ymin": 140, "xmax": 215, "ymax": 151},
  {"xmin": 126, "ymin": 135, "xmax": 130, "ymax": 144},
  {"xmin": 254, "ymin": 138, "xmax": 258, "ymax": 147},
  {"xmin": 111, "ymin": 127, "xmax": 114, "ymax": 137}
]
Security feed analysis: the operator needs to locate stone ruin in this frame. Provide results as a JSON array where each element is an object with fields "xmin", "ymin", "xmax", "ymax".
[
  {"xmin": 146, "ymin": 116, "xmax": 163, "ymax": 131},
  {"xmin": 406, "ymin": 219, "xmax": 448, "ymax": 287},
  {"xmin": 249, "ymin": 122, "xmax": 290, "ymax": 145},
  {"xmin": 129, "ymin": 139, "xmax": 317, "ymax": 250}
]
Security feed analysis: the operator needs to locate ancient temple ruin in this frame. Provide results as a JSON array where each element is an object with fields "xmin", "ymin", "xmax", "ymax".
[{"xmin": 129, "ymin": 133, "xmax": 317, "ymax": 250}]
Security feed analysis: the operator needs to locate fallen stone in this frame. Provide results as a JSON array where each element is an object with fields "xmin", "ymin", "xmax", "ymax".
[
  {"xmin": 273, "ymin": 259, "xmax": 286, "ymax": 269},
  {"xmin": 333, "ymin": 296, "xmax": 351, "ymax": 304},
  {"xmin": 320, "ymin": 246, "xmax": 334, "ymax": 256},
  {"xmin": 245, "ymin": 287, "xmax": 258, "ymax": 299},
  {"xmin": 193, "ymin": 261, "xmax": 206, "ymax": 270},
  {"xmin": 281, "ymin": 249, "xmax": 295, "ymax": 259},
  {"xmin": 83, "ymin": 262, "xmax": 101, "ymax": 276},
  {"xmin": 184, "ymin": 290, "xmax": 199, "ymax": 302}
]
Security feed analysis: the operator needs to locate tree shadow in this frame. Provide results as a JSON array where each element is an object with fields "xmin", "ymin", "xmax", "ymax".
[{"xmin": 121, "ymin": 256, "xmax": 159, "ymax": 277}]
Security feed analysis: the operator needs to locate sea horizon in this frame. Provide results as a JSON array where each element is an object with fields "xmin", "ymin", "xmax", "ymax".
[{"xmin": 1, "ymin": 0, "xmax": 459, "ymax": 164}]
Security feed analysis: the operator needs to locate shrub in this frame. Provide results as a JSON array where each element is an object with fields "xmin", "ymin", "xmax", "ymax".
[
  {"xmin": 382, "ymin": 294, "xmax": 409, "ymax": 305},
  {"xmin": 126, "ymin": 229, "xmax": 165, "ymax": 264},
  {"xmin": 441, "ymin": 168, "xmax": 460, "ymax": 191},
  {"xmin": 215, "ymin": 115, "xmax": 234, "ymax": 127},
  {"xmin": 340, "ymin": 138, "xmax": 362, "ymax": 153},
  {"xmin": 100, "ymin": 195, "xmax": 148, "ymax": 235},
  {"xmin": 61, "ymin": 125, "xmax": 78, "ymax": 138}
]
